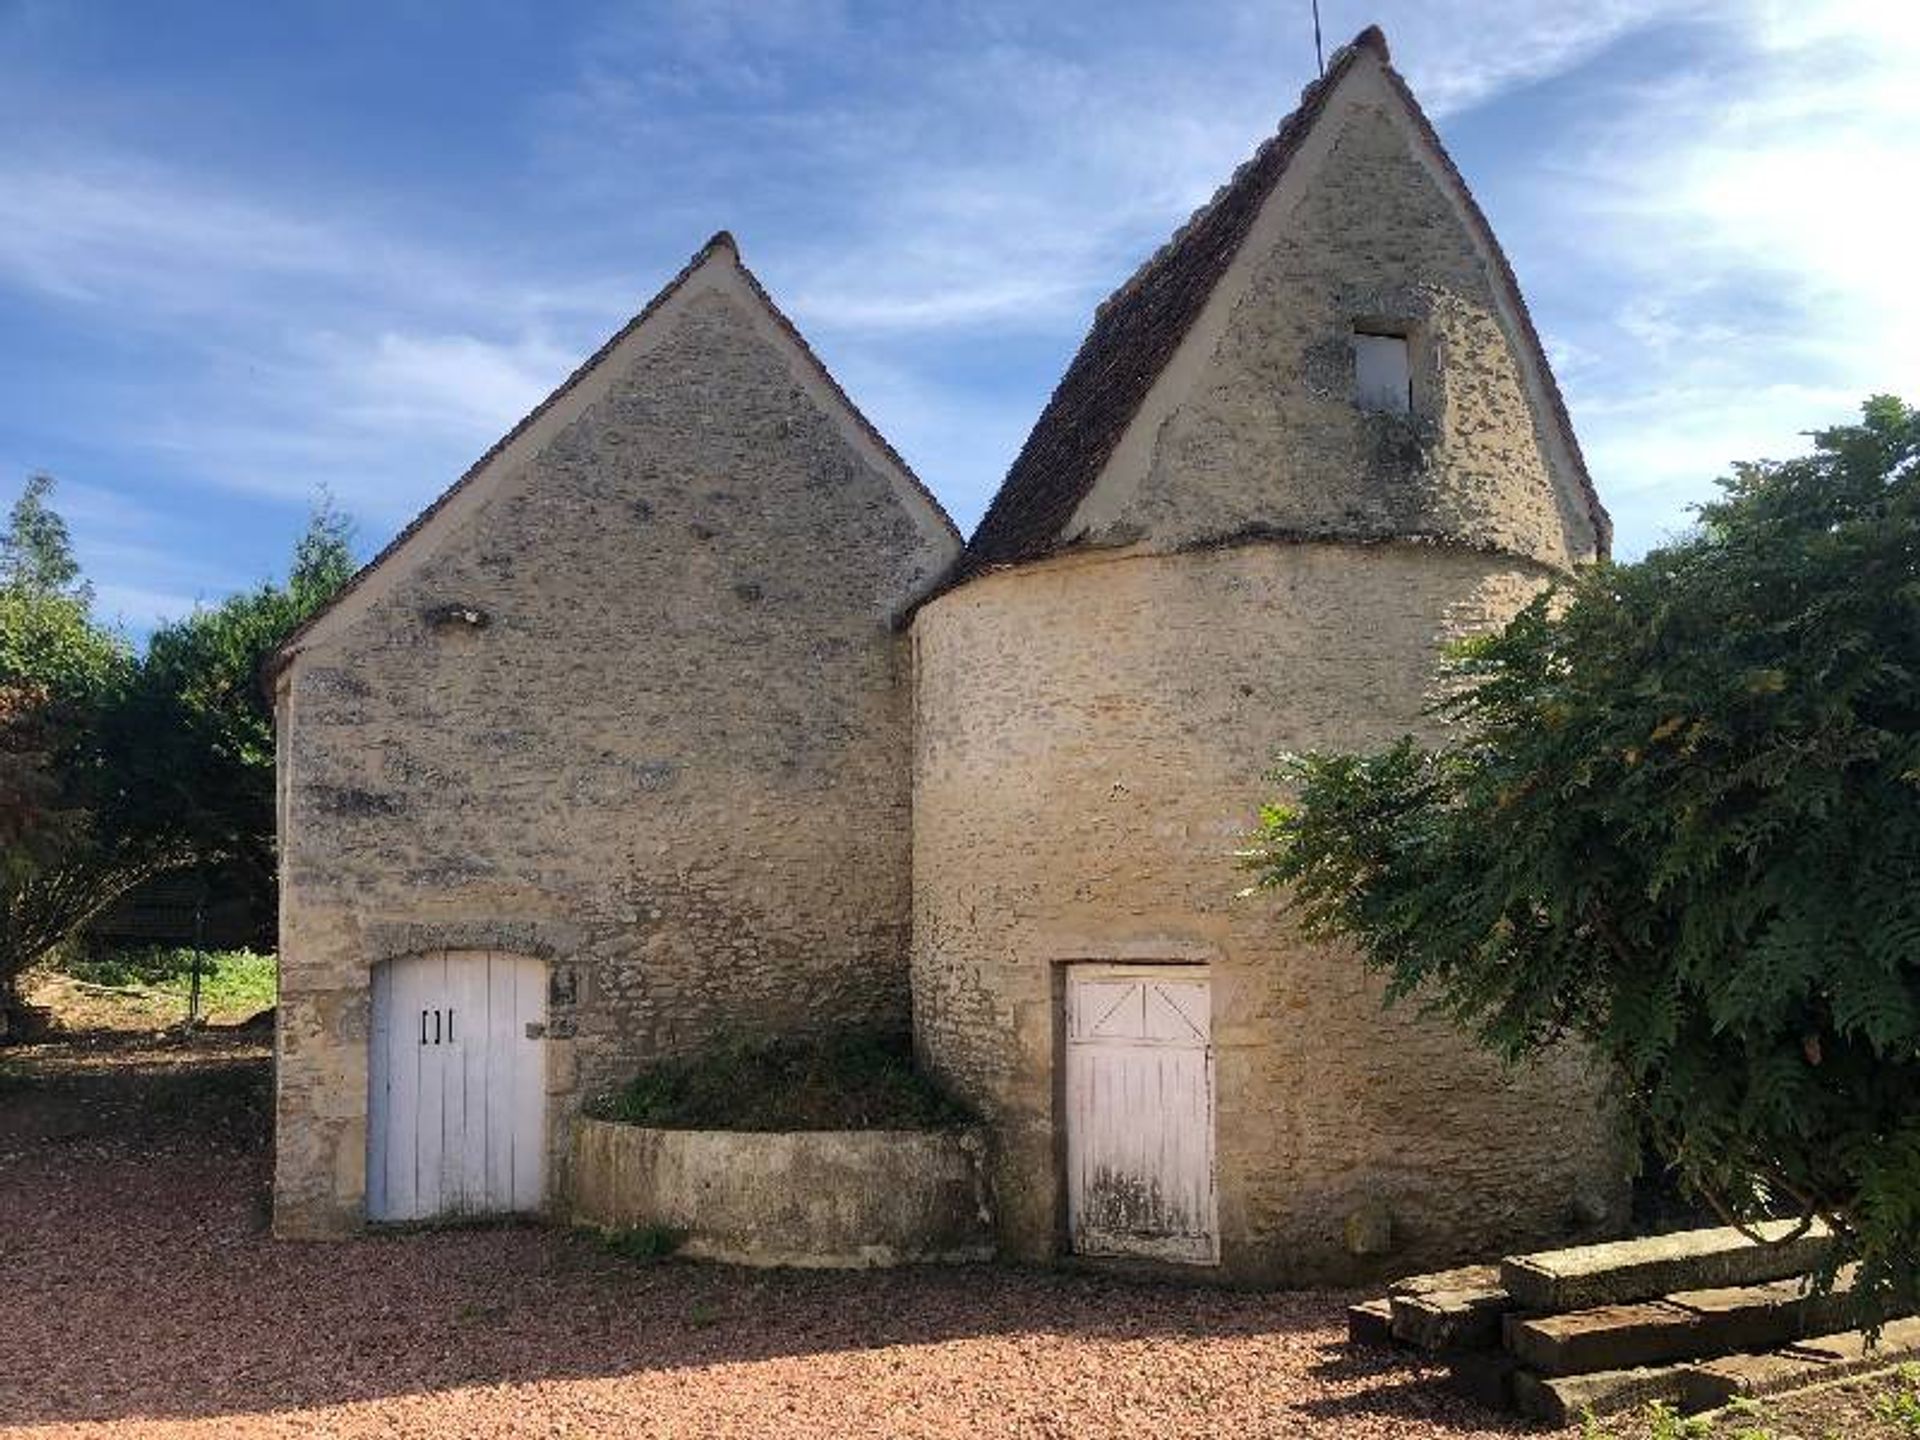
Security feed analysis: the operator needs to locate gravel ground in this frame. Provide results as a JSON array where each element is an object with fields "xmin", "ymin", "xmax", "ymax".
[{"xmin": 0, "ymin": 1032, "xmax": 1534, "ymax": 1440}]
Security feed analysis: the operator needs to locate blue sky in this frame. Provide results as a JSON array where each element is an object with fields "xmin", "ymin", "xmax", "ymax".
[{"xmin": 2, "ymin": 0, "xmax": 1913, "ymax": 636}]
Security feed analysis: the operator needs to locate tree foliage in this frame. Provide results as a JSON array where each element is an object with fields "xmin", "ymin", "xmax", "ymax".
[
  {"xmin": 0, "ymin": 474, "xmax": 113, "ymax": 882},
  {"xmin": 0, "ymin": 479, "xmax": 151, "ymax": 1033},
  {"xmin": 0, "ymin": 473, "xmax": 86, "ymax": 600},
  {"xmin": 0, "ymin": 587, "xmax": 129, "ymax": 883},
  {"xmin": 1245, "ymin": 397, "xmax": 1920, "ymax": 1319},
  {"xmin": 0, "ymin": 480, "xmax": 355, "ymax": 1035},
  {"xmin": 125, "ymin": 498, "xmax": 355, "ymax": 929}
]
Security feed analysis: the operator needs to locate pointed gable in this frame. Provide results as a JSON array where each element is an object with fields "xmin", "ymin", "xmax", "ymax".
[
  {"xmin": 957, "ymin": 26, "xmax": 1609, "ymax": 580},
  {"xmin": 275, "ymin": 233, "xmax": 958, "ymax": 673}
]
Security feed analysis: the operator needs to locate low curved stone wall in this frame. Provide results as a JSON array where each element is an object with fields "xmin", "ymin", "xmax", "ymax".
[{"xmin": 569, "ymin": 1118, "xmax": 994, "ymax": 1268}]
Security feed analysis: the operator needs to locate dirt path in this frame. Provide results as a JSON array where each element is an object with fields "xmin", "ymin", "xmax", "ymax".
[
  {"xmin": 0, "ymin": 1027, "xmax": 1546, "ymax": 1439},
  {"xmin": 7, "ymin": 1029, "xmax": 1917, "ymax": 1437}
]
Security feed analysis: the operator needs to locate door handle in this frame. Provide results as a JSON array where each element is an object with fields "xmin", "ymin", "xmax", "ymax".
[
  {"xmin": 446, "ymin": 1008, "xmax": 454, "ymax": 1044},
  {"xmin": 434, "ymin": 1009, "xmax": 442, "ymax": 1045},
  {"xmin": 421, "ymin": 1010, "xmax": 428, "ymax": 1046}
]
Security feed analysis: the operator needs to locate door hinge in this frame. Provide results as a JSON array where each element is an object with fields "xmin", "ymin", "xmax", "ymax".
[{"xmin": 524, "ymin": 1021, "xmax": 547, "ymax": 1040}]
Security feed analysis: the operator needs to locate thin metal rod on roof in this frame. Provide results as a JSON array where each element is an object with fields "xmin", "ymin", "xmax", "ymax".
[{"xmin": 1311, "ymin": 0, "xmax": 1326, "ymax": 76}]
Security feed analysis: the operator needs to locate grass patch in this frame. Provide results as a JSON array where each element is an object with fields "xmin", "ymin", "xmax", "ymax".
[
  {"xmin": 61, "ymin": 946, "xmax": 276, "ymax": 1017},
  {"xmin": 1874, "ymin": 1363, "xmax": 1920, "ymax": 1434},
  {"xmin": 588, "ymin": 1030, "xmax": 972, "ymax": 1131},
  {"xmin": 1583, "ymin": 1363, "xmax": 1920, "ymax": 1437}
]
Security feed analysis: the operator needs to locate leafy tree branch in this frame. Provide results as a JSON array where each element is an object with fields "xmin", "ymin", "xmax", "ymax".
[{"xmin": 1245, "ymin": 396, "xmax": 1920, "ymax": 1323}]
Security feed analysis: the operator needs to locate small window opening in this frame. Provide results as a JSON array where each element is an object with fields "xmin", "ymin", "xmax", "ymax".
[{"xmin": 1353, "ymin": 329, "xmax": 1413, "ymax": 414}]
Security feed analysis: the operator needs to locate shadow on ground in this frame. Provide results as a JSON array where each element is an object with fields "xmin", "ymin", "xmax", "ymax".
[{"xmin": 0, "ymin": 1029, "xmax": 1521, "ymax": 1434}]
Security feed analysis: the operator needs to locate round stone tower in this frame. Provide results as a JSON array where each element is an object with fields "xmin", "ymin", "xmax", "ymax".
[{"xmin": 909, "ymin": 28, "xmax": 1626, "ymax": 1284}]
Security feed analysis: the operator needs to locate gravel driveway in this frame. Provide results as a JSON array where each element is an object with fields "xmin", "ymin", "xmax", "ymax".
[{"xmin": 0, "ymin": 1033, "xmax": 1526, "ymax": 1439}]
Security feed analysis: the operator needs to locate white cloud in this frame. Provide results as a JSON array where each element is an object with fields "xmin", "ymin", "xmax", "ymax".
[
  {"xmin": 0, "ymin": 160, "xmax": 366, "ymax": 310},
  {"xmin": 1353, "ymin": 0, "xmax": 1704, "ymax": 113},
  {"xmin": 9, "ymin": 0, "xmax": 1907, "ymax": 633},
  {"xmin": 1549, "ymin": 0, "xmax": 1920, "ymax": 552},
  {"xmin": 539, "ymin": 0, "xmax": 1713, "ymax": 351},
  {"xmin": 326, "ymin": 330, "xmax": 575, "ymax": 438},
  {"xmin": 0, "ymin": 135, "xmax": 648, "ymax": 546}
]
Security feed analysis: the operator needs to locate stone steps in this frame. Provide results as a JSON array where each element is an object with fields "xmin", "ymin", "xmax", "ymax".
[
  {"xmin": 1348, "ymin": 1223, "xmax": 1905, "ymax": 1427},
  {"xmin": 1501, "ymin": 1221, "xmax": 1832, "ymax": 1312},
  {"xmin": 1513, "ymin": 1317, "xmax": 1920, "ymax": 1425},
  {"xmin": 1346, "ymin": 1297, "xmax": 1395, "ymax": 1348},
  {"xmin": 1506, "ymin": 1269, "xmax": 1861, "ymax": 1377},
  {"xmin": 1389, "ymin": 1273, "xmax": 1509, "ymax": 1351}
]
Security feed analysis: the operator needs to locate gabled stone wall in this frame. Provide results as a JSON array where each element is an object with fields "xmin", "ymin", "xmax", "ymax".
[
  {"xmin": 1118, "ymin": 104, "xmax": 1595, "ymax": 565},
  {"xmin": 1063, "ymin": 62, "xmax": 1600, "ymax": 570},
  {"xmin": 274, "ymin": 277, "xmax": 957, "ymax": 1237}
]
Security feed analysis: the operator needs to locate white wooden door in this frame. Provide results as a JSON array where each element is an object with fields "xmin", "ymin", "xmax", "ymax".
[
  {"xmin": 367, "ymin": 951, "xmax": 547, "ymax": 1222},
  {"xmin": 1065, "ymin": 966, "xmax": 1217, "ymax": 1263}
]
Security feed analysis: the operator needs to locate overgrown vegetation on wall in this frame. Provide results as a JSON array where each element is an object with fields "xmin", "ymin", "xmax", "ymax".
[
  {"xmin": 0, "ymin": 474, "xmax": 350, "ymax": 1038},
  {"xmin": 1245, "ymin": 396, "xmax": 1920, "ymax": 1324},
  {"xmin": 591, "ymin": 1031, "xmax": 973, "ymax": 1131}
]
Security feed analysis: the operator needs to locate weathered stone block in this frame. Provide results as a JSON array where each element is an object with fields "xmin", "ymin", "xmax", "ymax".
[
  {"xmin": 1347, "ymin": 1297, "xmax": 1397, "ymax": 1348},
  {"xmin": 1391, "ymin": 1284, "xmax": 1511, "ymax": 1352},
  {"xmin": 1502, "ymin": 1221, "xmax": 1832, "ymax": 1312},
  {"xmin": 1512, "ymin": 1364, "xmax": 1689, "ymax": 1425},
  {"xmin": 1679, "ymin": 1351, "xmax": 1831, "ymax": 1412},
  {"xmin": 1389, "ymin": 1263, "xmax": 1502, "ymax": 1298},
  {"xmin": 1506, "ymin": 1301, "xmax": 1703, "ymax": 1376},
  {"xmin": 1664, "ymin": 1277, "xmax": 1828, "ymax": 1355},
  {"xmin": 569, "ymin": 1117, "xmax": 993, "ymax": 1268},
  {"xmin": 1788, "ymin": 1315, "xmax": 1920, "ymax": 1365},
  {"xmin": 1681, "ymin": 1318, "xmax": 1920, "ymax": 1413}
]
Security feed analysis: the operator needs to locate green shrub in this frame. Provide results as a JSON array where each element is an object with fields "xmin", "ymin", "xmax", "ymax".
[
  {"xmin": 589, "ymin": 1030, "xmax": 972, "ymax": 1131},
  {"xmin": 1640, "ymin": 1400, "xmax": 1711, "ymax": 1440},
  {"xmin": 1246, "ymin": 397, "xmax": 1920, "ymax": 1325}
]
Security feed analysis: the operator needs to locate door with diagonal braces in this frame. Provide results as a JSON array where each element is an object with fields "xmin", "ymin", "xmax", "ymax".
[{"xmin": 1065, "ymin": 965, "xmax": 1217, "ymax": 1263}]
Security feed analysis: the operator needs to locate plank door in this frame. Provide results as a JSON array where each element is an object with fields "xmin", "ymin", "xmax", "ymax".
[
  {"xmin": 1064, "ymin": 965, "xmax": 1217, "ymax": 1263},
  {"xmin": 367, "ymin": 951, "xmax": 547, "ymax": 1222}
]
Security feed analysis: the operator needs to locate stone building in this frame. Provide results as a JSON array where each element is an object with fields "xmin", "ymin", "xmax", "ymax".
[
  {"xmin": 909, "ymin": 26, "xmax": 1620, "ymax": 1283},
  {"xmin": 273, "ymin": 26, "xmax": 1628, "ymax": 1275},
  {"xmin": 270, "ymin": 236, "xmax": 959, "ymax": 1234}
]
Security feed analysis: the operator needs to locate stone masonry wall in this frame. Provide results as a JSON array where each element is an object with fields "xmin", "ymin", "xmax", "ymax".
[
  {"xmin": 911, "ymin": 543, "xmax": 1629, "ymax": 1285},
  {"xmin": 276, "ymin": 285, "xmax": 956, "ymax": 1235}
]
